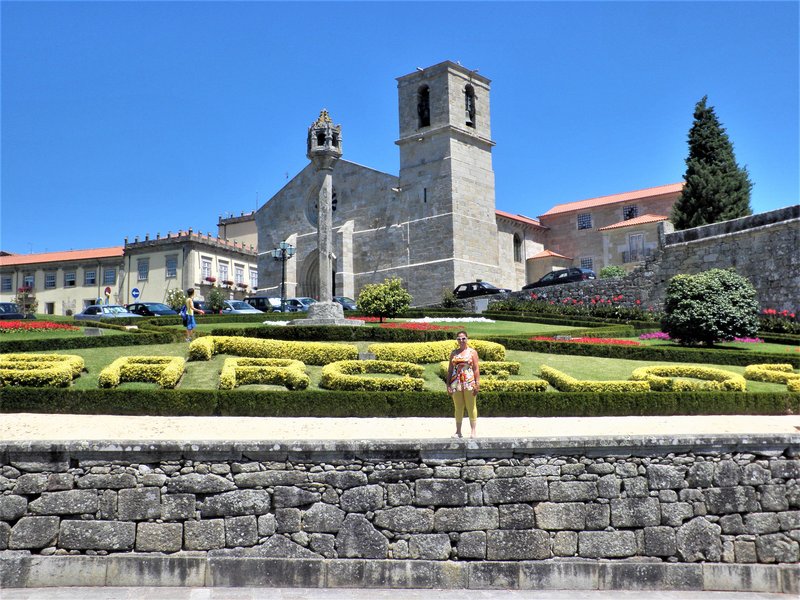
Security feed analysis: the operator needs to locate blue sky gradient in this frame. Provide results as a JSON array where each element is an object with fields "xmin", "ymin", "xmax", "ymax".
[{"xmin": 2, "ymin": 1, "xmax": 797, "ymax": 254}]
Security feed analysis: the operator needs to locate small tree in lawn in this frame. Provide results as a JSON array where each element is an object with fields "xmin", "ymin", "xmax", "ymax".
[
  {"xmin": 206, "ymin": 286, "xmax": 226, "ymax": 314},
  {"xmin": 661, "ymin": 268, "xmax": 759, "ymax": 346},
  {"xmin": 671, "ymin": 96, "xmax": 753, "ymax": 230},
  {"xmin": 165, "ymin": 288, "xmax": 186, "ymax": 312},
  {"xmin": 357, "ymin": 276, "xmax": 412, "ymax": 323}
]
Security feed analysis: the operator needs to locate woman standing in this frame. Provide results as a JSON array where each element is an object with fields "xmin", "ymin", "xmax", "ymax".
[{"xmin": 446, "ymin": 330, "xmax": 480, "ymax": 438}]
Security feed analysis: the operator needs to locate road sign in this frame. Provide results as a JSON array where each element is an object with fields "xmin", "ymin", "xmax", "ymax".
[
  {"xmin": 104, "ymin": 286, "xmax": 112, "ymax": 296},
  {"xmin": 131, "ymin": 287, "xmax": 140, "ymax": 299}
]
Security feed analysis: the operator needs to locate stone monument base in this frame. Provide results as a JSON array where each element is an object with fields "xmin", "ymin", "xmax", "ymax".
[{"xmin": 289, "ymin": 301, "xmax": 363, "ymax": 326}]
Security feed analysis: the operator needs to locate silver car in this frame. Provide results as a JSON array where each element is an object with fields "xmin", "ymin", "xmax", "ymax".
[
  {"xmin": 222, "ymin": 300, "xmax": 264, "ymax": 314},
  {"xmin": 74, "ymin": 304, "xmax": 142, "ymax": 320}
]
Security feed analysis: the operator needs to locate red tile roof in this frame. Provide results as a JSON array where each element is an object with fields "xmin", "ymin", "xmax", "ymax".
[
  {"xmin": 0, "ymin": 246, "xmax": 124, "ymax": 267},
  {"xmin": 531, "ymin": 249, "xmax": 572, "ymax": 260},
  {"xmin": 598, "ymin": 214, "xmax": 670, "ymax": 231},
  {"xmin": 495, "ymin": 209, "xmax": 544, "ymax": 228},
  {"xmin": 539, "ymin": 183, "xmax": 683, "ymax": 217}
]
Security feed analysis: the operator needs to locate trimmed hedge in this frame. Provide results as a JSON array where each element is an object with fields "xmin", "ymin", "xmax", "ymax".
[
  {"xmin": 210, "ymin": 325, "xmax": 454, "ymax": 342},
  {"xmin": 98, "ymin": 356, "xmax": 185, "ymax": 389},
  {"xmin": 0, "ymin": 330, "xmax": 177, "ymax": 354},
  {"xmin": 630, "ymin": 365, "xmax": 747, "ymax": 392},
  {"xmin": 490, "ymin": 336, "xmax": 800, "ymax": 368},
  {"xmin": 540, "ymin": 365, "xmax": 651, "ymax": 393},
  {"xmin": 368, "ymin": 340, "xmax": 506, "ymax": 363},
  {"xmin": 743, "ymin": 364, "xmax": 800, "ymax": 385},
  {"xmin": 320, "ymin": 360, "xmax": 425, "ymax": 391},
  {"xmin": 189, "ymin": 336, "xmax": 358, "ymax": 365},
  {"xmin": 220, "ymin": 358, "xmax": 309, "ymax": 390},
  {"xmin": 0, "ymin": 354, "xmax": 84, "ymax": 387},
  {"xmin": 2, "ymin": 388, "xmax": 796, "ymax": 417}
]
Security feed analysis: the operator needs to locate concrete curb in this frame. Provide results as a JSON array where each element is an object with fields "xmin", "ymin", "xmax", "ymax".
[{"xmin": 1, "ymin": 554, "xmax": 798, "ymax": 593}]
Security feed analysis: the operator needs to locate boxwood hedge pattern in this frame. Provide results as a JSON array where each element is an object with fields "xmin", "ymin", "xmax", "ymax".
[
  {"xmin": 98, "ymin": 356, "xmax": 185, "ymax": 389},
  {"xmin": 744, "ymin": 364, "xmax": 800, "ymax": 385},
  {"xmin": 0, "ymin": 353, "xmax": 85, "ymax": 387},
  {"xmin": 321, "ymin": 360, "xmax": 425, "ymax": 392},
  {"xmin": 189, "ymin": 336, "xmax": 359, "ymax": 365},
  {"xmin": 540, "ymin": 365, "xmax": 651, "ymax": 393},
  {"xmin": 219, "ymin": 357, "xmax": 309, "ymax": 391},
  {"xmin": 630, "ymin": 365, "xmax": 748, "ymax": 392},
  {"xmin": 368, "ymin": 340, "xmax": 506, "ymax": 363}
]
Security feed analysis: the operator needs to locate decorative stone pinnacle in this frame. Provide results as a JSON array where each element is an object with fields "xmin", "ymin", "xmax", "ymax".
[{"xmin": 312, "ymin": 109, "xmax": 333, "ymax": 128}]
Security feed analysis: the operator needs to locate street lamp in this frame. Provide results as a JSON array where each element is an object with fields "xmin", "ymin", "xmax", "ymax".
[{"xmin": 271, "ymin": 241, "xmax": 295, "ymax": 312}]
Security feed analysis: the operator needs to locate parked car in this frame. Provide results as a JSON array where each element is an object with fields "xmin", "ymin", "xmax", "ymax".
[
  {"xmin": 125, "ymin": 302, "xmax": 178, "ymax": 317},
  {"xmin": 0, "ymin": 302, "xmax": 33, "ymax": 320},
  {"xmin": 333, "ymin": 296, "xmax": 358, "ymax": 311},
  {"xmin": 285, "ymin": 297, "xmax": 317, "ymax": 312},
  {"xmin": 222, "ymin": 300, "xmax": 264, "ymax": 314},
  {"xmin": 74, "ymin": 305, "xmax": 142, "ymax": 320},
  {"xmin": 452, "ymin": 281, "xmax": 511, "ymax": 300},
  {"xmin": 244, "ymin": 296, "xmax": 299, "ymax": 312},
  {"xmin": 522, "ymin": 267, "xmax": 597, "ymax": 290}
]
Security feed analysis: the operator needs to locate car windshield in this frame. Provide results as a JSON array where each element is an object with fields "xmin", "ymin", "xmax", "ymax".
[
  {"xmin": 479, "ymin": 283, "xmax": 500, "ymax": 289},
  {"xmin": 147, "ymin": 303, "xmax": 172, "ymax": 311},
  {"xmin": 103, "ymin": 306, "xmax": 127, "ymax": 314},
  {"xmin": 297, "ymin": 298, "xmax": 316, "ymax": 305},
  {"xmin": 336, "ymin": 297, "xmax": 355, "ymax": 303},
  {"xmin": 0, "ymin": 303, "xmax": 19, "ymax": 314},
  {"xmin": 227, "ymin": 301, "xmax": 251, "ymax": 309}
]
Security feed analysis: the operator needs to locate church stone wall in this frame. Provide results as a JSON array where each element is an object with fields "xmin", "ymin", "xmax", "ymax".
[{"xmin": 2, "ymin": 437, "xmax": 797, "ymax": 592}]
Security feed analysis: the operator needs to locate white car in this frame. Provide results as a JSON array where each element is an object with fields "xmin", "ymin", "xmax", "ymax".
[{"xmin": 222, "ymin": 300, "xmax": 264, "ymax": 314}]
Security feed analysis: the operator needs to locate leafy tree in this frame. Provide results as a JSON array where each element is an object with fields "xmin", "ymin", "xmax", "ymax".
[
  {"xmin": 671, "ymin": 96, "xmax": 753, "ymax": 230},
  {"xmin": 165, "ymin": 288, "xmax": 186, "ymax": 312},
  {"xmin": 206, "ymin": 286, "xmax": 226, "ymax": 314},
  {"xmin": 598, "ymin": 265, "xmax": 626, "ymax": 279},
  {"xmin": 661, "ymin": 268, "xmax": 759, "ymax": 346},
  {"xmin": 357, "ymin": 276, "xmax": 412, "ymax": 322}
]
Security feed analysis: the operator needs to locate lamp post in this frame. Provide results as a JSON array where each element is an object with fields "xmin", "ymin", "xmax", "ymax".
[{"xmin": 271, "ymin": 241, "xmax": 295, "ymax": 312}]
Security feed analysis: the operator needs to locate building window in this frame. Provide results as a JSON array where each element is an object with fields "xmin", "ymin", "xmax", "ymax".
[
  {"xmin": 417, "ymin": 85, "xmax": 430, "ymax": 128},
  {"xmin": 23, "ymin": 273, "xmax": 34, "ymax": 289},
  {"xmin": 166, "ymin": 255, "xmax": 177, "ymax": 278},
  {"xmin": 137, "ymin": 259, "xmax": 149, "ymax": 281},
  {"xmin": 234, "ymin": 264, "xmax": 245, "ymax": 285},
  {"xmin": 201, "ymin": 257, "xmax": 213, "ymax": 280},
  {"xmin": 513, "ymin": 234, "xmax": 523, "ymax": 262},
  {"xmin": 628, "ymin": 233, "xmax": 644, "ymax": 262},
  {"xmin": 623, "ymin": 205, "xmax": 639, "ymax": 221},
  {"xmin": 577, "ymin": 213, "xmax": 593, "ymax": 230},
  {"xmin": 464, "ymin": 84, "xmax": 476, "ymax": 128},
  {"xmin": 218, "ymin": 261, "xmax": 229, "ymax": 283},
  {"xmin": 1, "ymin": 276, "xmax": 11, "ymax": 292},
  {"xmin": 45, "ymin": 272, "xmax": 57, "ymax": 289},
  {"xmin": 84, "ymin": 270, "xmax": 97, "ymax": 286},
  {"xmin": 250, "ymin": 269, "xmax": 258, "ymax": 290},
  {"xmin": 45, "ymin": 302, "xmax": 55, "ymax": 315},
  {"xmin": 64, "ymin": 271, "xmax": 76, "ymax": 287},
  {"xmin": 580, "ymin": 257, "xmax": 594, "ymax": 270},
  {"xmin": 103, "ymin": 268, "xmax": 116, "ymax": 285}
]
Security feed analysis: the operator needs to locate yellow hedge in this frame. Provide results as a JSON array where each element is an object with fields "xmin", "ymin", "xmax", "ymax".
[
  {"xmin": 189, "ymin": 336, "xmax": 358, "ymax": 365},
  {"xmin": 99, "ymin": 356, "xmax": 185, "ymax": 389},
  {"xmin": 321, "ymin": 360, "xmax": 425, "ymax": 391},
  {"xmin": 540, "ymin": 365, "xmax": 650, "ymax": 393},
  {"xmin": 788, "ymin": 378, "xmax": 800, "ymax": 393},
  {"xmin": 0, "ymin": 353, "xmax": 84, "ymax": 387},
  {"xmin": 368, "ymin": 340, "xmax": 506, "ymax": 363},
  {"xmin": 435, "ymin": 360, "xmax": 545, "ymax": 390},
  {"xmin": 219, "ymin": 357, "xmax": 309, "ymax": 390},
  {"xmin": 630, "ymin": 365, "xmax": 746, "ymax": 392},
  {"xmin": 743, "ymin": 363, "xmax": 800, "ymax": 385},
  {"xmin": 436, "ymin": 361, "xmax": 521, "ymax": 380}
]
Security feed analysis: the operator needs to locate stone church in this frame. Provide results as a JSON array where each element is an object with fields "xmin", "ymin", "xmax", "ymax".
[{"xmin": 253, "ymin": 61, "xmax": 680, "ymax": 306}]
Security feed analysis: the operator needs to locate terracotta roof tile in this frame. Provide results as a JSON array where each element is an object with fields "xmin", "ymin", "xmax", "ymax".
[
  {"xmin": 495, "ymin": 209, "xmax": 544, "ymax": 228},
  {"xmin": 539, "ymin": 183, "xmax": 683, "ymax": 217},
  {"xmin": 531, "ymin": 249, "xmax": 572, "ymax": 260},
  {"xmin": 0, "ymin": 246, "xmax": 124, "ymax": 267},
  {"xmin": 598, "ymin": 214, "xmax": 670, "ymax": 231}
]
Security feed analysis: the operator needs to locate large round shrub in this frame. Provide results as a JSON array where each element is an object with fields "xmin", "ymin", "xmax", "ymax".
[
  {"xmin": 357, "ymin": 276, "xmax": 412, "ymax": 322},
  {"xmin": 661, "ymin": 268, "xmax": 759, "ymax": 346}
]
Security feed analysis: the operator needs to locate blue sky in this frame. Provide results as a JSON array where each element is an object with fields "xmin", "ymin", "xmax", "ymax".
[{"xmin": 2, "ymin": 1, "xmax": 797, "ymax": 254}]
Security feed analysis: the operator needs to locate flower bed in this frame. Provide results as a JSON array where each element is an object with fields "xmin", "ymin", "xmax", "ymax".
[
  {"xmin": 189, "ymin": 336, "xmax": 358, "ymax": 365},
  {"xmin": 0, "ymin": 353, "xmax": 84, "ymax": 387},
  {"xmin": 630, "ymin": 365, "xmax": 747, "ymax": 392},
  {"xmin": 98, "ymin": 356, "xmax": 185, "ymax": 389},
  {"xmin": 530, "ymin": 336, "xmax": 641, "ymax": 347},
  {"xmin": 320, "ymin": 360, "xmax": 425, "ymax": 391},
  {"xmin": 0, "ymin": 321, "xmax": 79, "ymax": 333},
  {"xmin": 219, "ymin": 357, "xmax": 309, "ymax": 390}
]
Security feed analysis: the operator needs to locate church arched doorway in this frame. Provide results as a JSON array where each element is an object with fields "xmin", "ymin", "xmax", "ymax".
[{"xmin": 299, "ymin": 252, "xmax": 337, "ymax": 299}]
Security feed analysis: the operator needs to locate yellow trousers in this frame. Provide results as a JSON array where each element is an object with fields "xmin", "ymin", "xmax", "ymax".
[{"xmin": 451, "ymin": 389, "xmax": 478, "ymax": 427}]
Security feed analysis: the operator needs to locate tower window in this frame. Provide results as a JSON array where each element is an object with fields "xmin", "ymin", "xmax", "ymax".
[
  {"xmin": 316, "ymin": 132, "xmax": 326, "ymax": 146},
  {"xmin": 417, "ymin": 85, "xmax": 430, "ymax": 128},
  {"xmin": 513, "ymin": 234, "xmax": 523, "ymax": 262},
  {"xmin": 465, "ymin": 84, "xmax": 476, "ymax": 128},
  {"xmin": 332, "ymin": 132, "xmax": 339, "ymax": 148}
]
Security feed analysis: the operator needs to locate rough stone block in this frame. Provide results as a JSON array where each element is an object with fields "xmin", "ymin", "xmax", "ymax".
[
  {"xmin": 462, "ymin": 465, "xmax": 495, "ymax": 481},
  {"xmin": 586, "ymin": 504, "xmax": 610, "ymax": 529},
  {"xmin": 316, "ymin": 470, "xmax": 367, "ymax": 489},
  {"xmin": 483, "ymin": 477, "xmax": 548, "ymax": 504},
  {"xmin": 687, "ymin": 462, "xmax": 715, "ymax": 488},
  {"xmin": 549, "ymin": 481, "xmax": 597, "ymax": 502},
  {"xmin": 578, "ymin": 531, "xmax": 636, "ymax": 558},
  {"xmin": 275, "ymin": 508, "xmax": 301, "ymax": 533},
  {"xmin": 373, "ymin": 506, "xmax": 433, "ymax": 533},
  {"xmin": 98, "ymin": 489, "xmax": 117, "ymax": 520},
  {"xmin": 252, "ymin": 535, "xmax": 321, "ymax": 558},
  {"xmin": 552, "ymin": 530, "xmax": 578, "ymax": 556},
  {"xmin": 59, "ymin": 520, "xmax": 135, "ymax": 551},
  {"xmin": 272, "ymin": 485, "xmax": 321, "ymax": 508},
  {"xmin": 597, "ymin": 474, "xmax": 621, "ymax": 498},
  {"xmin": 622, "ymin": 477, "xmax": 649, "ymax": 497},
  {"xmin": 0, "ymin": 522, "xmax": 9, "ymax": 550},
  {"xmin": 770, "ymin": 459, "xmax": 800, "ymax": 480},
  {"xmin": 499, "ymin": 503, "xmax": 535, "ymax": 529},
  {"xmin": 184, "ymin": 519, "xmax": 225, "ymax": 551},
  {"xmin": 534, "ymin": 502, "xmax": 586, "ymax": 530},
  {"xmin": 778, "ymin": 510, "xmax": 800, "ymax": 530},
  {"xmin": 742, "ymin": 463, "xmax": 771, "ymax": 485},
  {"xmin": 76, "ymin": 473, "xmax": 137, "ymax": 489},
  {"xmin": 339, "ymin": 484, "xmax": 384, "ymax": 512},
  {"xmin": 135, "ymin": 522, "xmax": 183, "ymax": 552},
  {"xmin": 713, "ymin": 460, "xmax": 741, "ymax": 487},
  {"xmin": 611, "ymin": 497, "xmax": 660, "ymax": 528},
  {"xmin": 434, "ymin": 506, "xmax": 498, "ymax": 532},
  {"xmin": 10, "ymin": 452, "xmax": 69, "ymax": 473},
  {"xmin": 735, "ymin": 540, "xmax": 758, "ymax": 563},
  {"xmin": 457, "ymin": 530, "xmax": 486, "ymax": 559},
  {"xmin": 13, "ymin": 474, "xmax": 48, "ymax": 495},
  {"xmin": 487, "ymin": 529, "xmax": 549, "ymax": 560},
  {"xmin": 386, "ymin": 483, "xmax": 412, "ymax": 506},
  {"xmin": 745, "ymin": 512, "xmax": 781, "ymax": 534},
  {"xmin": 677, "ymin": 517, "xmax": 722, "ymax": 562},
  {"xmin": 29, "ymin": 490, "xmax": 98, "ymax": 515},
  {"xmin": 118, "ymin": 487, "xmax": 161, "ymax": 521},
  {"xmin": 258, "ymin": 513, "xmax": 277, "ymax": 536},
  {"xmin": 8, "ymin": 516, "xmax": 60, "ymax": 550},
  {"xmin": 755, "ymin": 533, "xmax": 800, "ymax": 564},
  {"xmin": 719, "ymin": 513, "xmax": 745, "ymax": 534},
  {"xmin": 647, "ymin": 464, "xmax": 686, "ymax": 489},
  {"xmin": 166, "ymin": 473, "xmax": 236, "ymax": 494},
  {"xmin": 368, "ymin": 467, "xmax": 434, "ymax": 483},
  {"xmin": 703, "ymin": 487, "xmax": 759, "ymax": 514},
  {"xmin": 335, "ymin": 514, "xmax": 388, "ymax": 559},
  {"xmin": 644, "ymin": 526, "xmax": 676, "ymax": 556},
  {"xmin": 46, "ymin": 473, "xmax": 73, "ymax": 491},
  {"xmin": 0, "ymin": 495, "xmax": 27, "ymax": 520},
  {"xmin": 661, "ymin": 502, "xmax": 693, "ymax": 526},
  {"xmin": 409, "ymin": 533, "xmax": 451, "ymax": 560},
  {"xmin": 760, "ymin": 485, "xmax": 789, "ymax": 512},
  {"xmin": 225, "ymin": 515, "xmax": 258, "ymax": 547},
  {"xmin": 302, "ymin": 502, "xmax": 345, "ymax": 533},
  {"xmin": 162, "ymin": 493, "xmax": 195, "ymax": 521},
  {"xmin": 234, "ymin": 470, "xmax": 307, "ymax": 488},
  {"xmin": 415, "ymin": 479, "xmax": 467, "ymax": 506},
  {"xmin": 310, "ymin": 533, "xmax": 336, "ymax": 558},
  {"xmin": 200, "ymin": 489, "xmax": 270, "ymax": 517}
]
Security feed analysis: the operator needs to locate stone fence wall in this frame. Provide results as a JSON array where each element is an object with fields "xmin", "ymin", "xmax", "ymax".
[{"xmin": 1, "ymin": 436, "xmax": 798, "ymax": 592}]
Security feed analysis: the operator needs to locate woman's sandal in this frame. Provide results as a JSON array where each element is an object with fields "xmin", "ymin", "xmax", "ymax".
[{"xmin": 451, "ymin": 433, "xmax": 463, "ymax": 439}]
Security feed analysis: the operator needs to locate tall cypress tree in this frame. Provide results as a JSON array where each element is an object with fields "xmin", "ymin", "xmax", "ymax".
[{"xmin": 671, "ymin": 96, "xmax": 753, "ymax": 230}]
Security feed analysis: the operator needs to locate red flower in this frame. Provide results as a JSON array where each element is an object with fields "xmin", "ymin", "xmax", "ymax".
[
  {"xmin": 529, "ymin": 336, "xmax": 641, "ymax": 346},
  {"xmin": 0, "ymin": 321, "xmax": 79, "ymax": 333}
]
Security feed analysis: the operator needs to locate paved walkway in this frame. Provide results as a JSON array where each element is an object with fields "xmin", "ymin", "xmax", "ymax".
[{"xmin": 0, "ymin": 588, "xmax": 791, "ymax": 599}]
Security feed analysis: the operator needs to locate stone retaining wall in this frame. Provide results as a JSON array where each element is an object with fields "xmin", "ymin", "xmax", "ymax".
[{"xmin": 1, "ymin": 435, "xmax": 799, "ymax": 592}]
